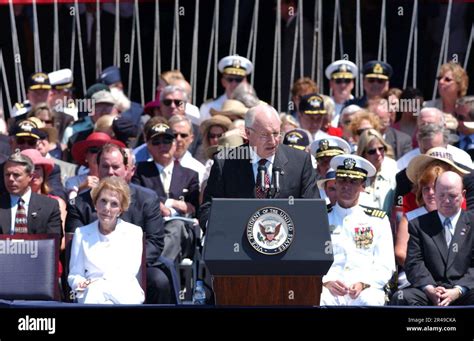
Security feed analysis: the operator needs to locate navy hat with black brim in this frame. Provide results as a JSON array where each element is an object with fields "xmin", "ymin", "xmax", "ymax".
[
  {"xmin": 99, "ymin": 66, "xmax": 122, "ymax": 85},
  {"xmin": 148, "ymin": 123, "xmax": 175, "ymax": 141},
  {"xmin": 283, "ymin": 129, "xmax": 310, "ymax": 150},
  {"xmin": 12, "ymin": 120, "xmax": 42, "ymax": 140},
  {"xmin": 299, "ymin": 93, "xmax": 327, "ymax": 115},
  {"xmin": 28, "ymin": 72, "xmax": 51, "ymax": 91},
  {"xmin": 363, "ymin": 60, "xmax": 393, "ymax": 80},
  {"xmin": 330, "ymin": 154, "xmax": 376, "ymax": 180}
]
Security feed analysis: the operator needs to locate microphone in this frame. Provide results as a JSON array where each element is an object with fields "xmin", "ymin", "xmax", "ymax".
[
  {"xmin": 257, "ymin": 164, "xmax": 267, "ymax": 190},
  {"xmin": 273, "ymin": 167, "xmax": 282, "ymax": 194}
]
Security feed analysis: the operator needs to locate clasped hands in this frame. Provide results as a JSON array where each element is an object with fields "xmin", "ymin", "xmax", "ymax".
[
  {"xmin": 325, "ymin": 280, "xmax": 370, "ymax": 299},
  {"xmin": 424, "ymin": 285, "xmax": 461, "ymax": 306}
]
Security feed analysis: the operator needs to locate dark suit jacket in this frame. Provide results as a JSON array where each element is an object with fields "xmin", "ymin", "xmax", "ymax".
[
  {"xmin": 0, "ymin": 192, "xmax": 62, "ymax": 235},
  {"xmin": 65, "ymin": 183, "xmax": 165, "ymax": 267},
  {"xmin": 199, "ymin": 144, "xmax": 319, "ymax": 231},
  {"xmin": 406, "ymin": 210, "xmax": 474, "ymax": 289},
  {"xmin": 384, "ymin": 127, "xmax": 412, "ymax": 160},
  {"xmin": 132, "ymin": 161, "xmax": 199, "ymax": 212},
  {"xmin": 464, "ymin": 171, "xmax": 474, "ymax": 211}
]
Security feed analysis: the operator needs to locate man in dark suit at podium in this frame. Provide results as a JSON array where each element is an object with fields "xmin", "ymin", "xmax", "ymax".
[{"xmin": 199, "ymin": 104, "xmax": 319, "ymax": 232}]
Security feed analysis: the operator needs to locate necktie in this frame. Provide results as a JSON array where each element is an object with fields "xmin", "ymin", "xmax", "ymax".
[
  {"xmin": 161, "ymin": 169, "xmax": 170, "ymax": 197},
  {"xmin": 14, "ymin": 198, "xmax": 28, "ymax": 234},
  {"xmin": 444, "ymin": 218, "xmax": 453, "ymax": 247},
  {"xmin": 255, "ymin": 159, "xmax": 270, "ymax": 199}
]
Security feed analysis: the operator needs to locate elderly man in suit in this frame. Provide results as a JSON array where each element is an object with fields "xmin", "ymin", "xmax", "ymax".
[
  {"xmin": 66, "ymin": 143, "xmax": 174, "ymax": 304},
  {"xmin": 132, "ymin": 123, "xmax": 199, "ymax": 262},
  {"xmin": 0, "ymin": 152, "xmax": 61, "ymax": 235},
  {"xmin": 391, "ymin": 171, "xmax": 474, "ymax": 306},
  {"xmin": 199, "ymin": 104, "xmax": 319, "ymax": 231}
]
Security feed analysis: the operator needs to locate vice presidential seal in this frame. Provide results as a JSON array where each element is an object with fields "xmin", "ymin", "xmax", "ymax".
[{"xmin": 246, "ymin": 207, "xmax": 294, "ymax": 255}]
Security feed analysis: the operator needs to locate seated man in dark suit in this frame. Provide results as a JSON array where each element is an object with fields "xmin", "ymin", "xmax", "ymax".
[
  {"xmin": 391, "ymin": 171, "xmax": 474, "ymax": 306},
  {"xmin": 0, "ymin": 152, "xmax": 61, "ymax": 235},
  {"xmin": 199, "ymin": 104, "xmax": 319, "ymax": 231},
  {"xmin": 132, "ymin": 123, "xmax": 199, "ymax": 262},
  {"xmin": 66, "ymin": 143, "xmax": 172, "ymax": 304}
]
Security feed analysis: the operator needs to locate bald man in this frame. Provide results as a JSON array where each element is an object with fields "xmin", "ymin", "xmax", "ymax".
[
  {"xmin": 199, "ymin": 104, "xmax": 319, "ymax": 231},
  {"xmin": 391, "ymin": 171, "xmax": 474, "ymax": 306}
]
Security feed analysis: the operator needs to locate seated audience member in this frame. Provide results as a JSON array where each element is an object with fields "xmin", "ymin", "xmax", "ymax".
[
  {"xmin": 195, "ymin": 115, "xmax": 232, "ymax": 165},
  {"xmin": 68, "ymin": 176, "xmax": 144, "ymax": 304},
  {"xmin": 320, "ymin": 95, "xmax": 343, "ymax": 137},
  {"xmin": 391, "ymin": 172, "xmax": 474, "ymax": 306},
  {"xmin": 316, "ymin": 168, "xmax": 336, "ymax": 207},
  {"xmin": 349, "ymin": 110, "xmax": 381, "ymax": 151},
  {"xmin": 289, "ymin": 77, "xmax": 319, "ymax": 117},
  {"xmin": 392, "ymin": 87, "xmax": 424, "ymax": 146},
  {"xmin": 339, "ymin": 104, "xmax": 361, "ymax": 153},
  {"xmin": 309, "ymin": 136, "xmax": 351, "ymax": 180},
  {"xmin": 297, "ymin": 93, "xmax": 330, "ymax": 140},
  {"xmin": 356, "ymin": 129, "xmax": 397, "ymax": 216},
  {"xmin": 321, "ymin": 154, "xmax": 395, "ymax": 306}
]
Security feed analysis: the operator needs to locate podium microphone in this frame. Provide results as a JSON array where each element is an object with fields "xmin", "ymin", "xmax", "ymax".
[
  {"xmin": 273, "ymin": 167, "xmax": 282, "ymax": 194},
  {"xmin": 257, "ymin": 164, "xmax": 267, "ymax": 190}
]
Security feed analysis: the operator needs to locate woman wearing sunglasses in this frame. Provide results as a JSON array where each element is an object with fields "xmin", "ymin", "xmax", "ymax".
[{"xmin": 357, "ymin": 129, "xmax": 398, "ymax": 217}]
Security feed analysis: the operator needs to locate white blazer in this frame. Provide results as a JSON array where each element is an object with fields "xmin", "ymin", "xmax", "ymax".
[{"xmin": 68, "ymin": 219, "xmax": 144, "ymax": 304}]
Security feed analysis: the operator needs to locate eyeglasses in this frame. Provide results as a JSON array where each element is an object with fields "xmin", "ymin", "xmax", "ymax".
[
  {"xmin": 367, "ymin": 78, "xmax": 386, "ymax": 84},
  {"xmin": 247, "ymin": 127, "xmax": 282, "ymax": 140},
  {"xmin": 87, "ymin": 146, "xmax": 101, "ymax": 154},
  {"xmin": 16, "ymin": 137, "xmax": 37, "ymax": 146},
  {"xmin": 334, "ymin": 78, "xmax": 352, "ymax": 84},
  {"xmin": 343, "ymin": 120, "xmax": 352, "ymax": 126},
  {"xmin": 174, "ymin": 133, "xmax": 190, "ymax": 139},
  {"xmin": 366, "ymin": 146, "xmax": 385, "ymax": 155},
  {"xmin": 224, "ymin": 77, "xmax": 243, "ymax": 83},
  {"xmin": 162, "ymin": 99, "xmax": 184, "ymax": 107},
  {"xmin": 437, "ymin": 76, "xmax": 453, "ymax": 82},
  {"xmin": 208, "ymin": 132, "xmax": 223, "ymax": 139},
  {"xmin": 151, "ymin": 139, "xmax": 173, "ymax": 146}
]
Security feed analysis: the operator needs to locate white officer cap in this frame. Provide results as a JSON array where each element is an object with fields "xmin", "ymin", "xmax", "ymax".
[
  {"xmin": 325, "ymin": 60, "xmax": 358, "ymax": 80},
  {"xmin": 48, "ymin": 68, "xmax": 73, "ymax": 90},
  {"xmin": 310, "ymin": 136, "xmax": 351, "ymax": 159},
  {"xmin": 10, "ymin": 100, "xmax": 31, "ymax": 118},
  {"xmin": 330, "ymin": 154, "xmax": 376, "ymax": 179},
  {"xmin": 218, "ymin": 55, "xmax": 253, "ymax": 77}
]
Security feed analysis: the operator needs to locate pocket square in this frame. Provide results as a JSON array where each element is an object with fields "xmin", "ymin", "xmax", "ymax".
[{"xmin": 31, "ymin": 212, "xmax": 38, "ymax": 218}]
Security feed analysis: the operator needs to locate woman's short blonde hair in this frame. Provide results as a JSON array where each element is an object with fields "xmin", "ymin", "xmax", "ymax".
[
  {"xmin": 91, "ymin": 176, "xmax": 131, "ymax": 212},
  {"xmin": 439, "ymin": 62, "xmax": 469, "ymax": 98},
  {"xmin": 357, "ymin": 128, "xmax": 394, "ymax": 159}
]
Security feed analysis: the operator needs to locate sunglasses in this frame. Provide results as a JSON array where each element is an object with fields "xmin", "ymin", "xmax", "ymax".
[
  {"xmin": 366, "ymin": 146, "xmax": 385, "ymax": 155},
  {"xmin": 174, "ymin": 133, "xmax": 190, "ymax": 139},
  {"xmin": 334, "ymin": 78, "xmax": 352, "ymax": 84},
  {"xmin": 162, "ymin": 99, "xmax": 184, "ymax": 107},
  {"xmin": 224, "ymin": 77, "xmax": 243, "ymax": 83},
  {"xmin": 87, "ymin": 146, "xmax": 101, "ymax": 154},
  {"xmin": 16, "ymin": 137, "xmax": 37, "ymax": 146},
  {"xmin": 151, "ymin": 139, "xmax": 173, "ymax": 146},
  {"xmin": 208, "ymin": 132, "xmax": 223, "ymax": 139},
  {"xmin": 367, "ymin": 78, "xmax": 386, "ymax": 84},
  {"xmin": 437, "ymin": 76, "xmax": 453, "ymax": 82},
  {"xmin": 42, "ymin": 119, "xmax": 54, "ymax": 124}
]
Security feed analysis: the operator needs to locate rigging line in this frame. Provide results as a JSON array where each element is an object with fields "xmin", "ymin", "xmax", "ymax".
[
  {"xmin": 246, "ymin": 1, "xmax": 255, "ymax": 60},
  {"xmin": 403, "ymin": 0, "xmax": 417, "ymax": 89},
  {"xmin": 311, "ymin": 0, "xmax": 317, "ymax": 80},
  {"xmin": 331, "ymin": 0, "xmax": 339, "ymax": 63},
  {"xmin": 127, "ymin": 3, "xmax": 136, "ymax": 99},
  {"xmin": 317, "ymin": 0, "xmax": 323, "ymax": 94},
  {"xmin": 250, "ymin": 0, "xmax": 259, "ymax": 87},
  {"xmin": 0, "ymin": 50, "xmax": 13, "ymax": 117},
  {"xmin": 190, "ymin": 0, "xmax": 199, "ymax": 104},
  {"xmin": 337, "ymin": 0, "xmax": 343, "ymax": 59},
  {"xmin": 202, "ymin": 5, "xmax": 216, "ymax": 104},
  {"xmin": 175, "ymin": 0, "xmax": 181, "ymax": 70},
  {"xmin": 277, "ymin": 0, "xmax": 282, "ymax": 112},
  {"xmin": 298, "ymin": 0, "xmax": 304, "ymax": 78},
  {"xmin": 113, "ymin": 0, "xmax": 120, "ymax": 67},
  {"xmin": 8, "ymin": 0, "xmax": 22, "ymax": 102},
  {"xmin": 95, "ymin": 0, "xmax": 102, "ymax": 78},
  {"xmin": 413, "ymin": 8, "xmax": 418, "ymax": 87},
  {"xmin": 53, "ymin": 0, "xmax": 60, "ymax": 70},
  {"xmin": 377, "ymin": 0, "xmax": 386, "ymax": 61},
  {"xmin": 271, "ymin": 0, "xmax": 280, "ymax": 107},
  {"xmin": 229, "ymin": 0, "xmax": 240, "ymax": 56},
  {"xmin": 70, "ymin": 7, "xmax": 76, "ymax": 74},
  {"xmin": 74, "ymin": 0, "xmax": 87, "ymax": 95},
  {"xmin": 213, "ymin": 0, "xmax": 219, "ymax": 98},
  {"xmin": 464, "ymin": 23, "xmax": 474, "ymax": 70},
  {"xmin": 288, "ymin": 8, "xmax": 299, "ymax": 107},
  {"xmin": 152, "ymin": 0, "xmax": 159, "ymax": 99},
  {"xmin": 32, "ymin": 0, "xmax": 42, "ymax": 72},
  {"xmin": 134, "ymin": 0, "xmax": 145, "ymax": 105}
]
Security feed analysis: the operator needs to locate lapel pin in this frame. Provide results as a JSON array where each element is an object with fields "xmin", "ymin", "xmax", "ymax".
[{"xmin": 31, "ymin": 212, "xmax": 37, "ymax": 218}]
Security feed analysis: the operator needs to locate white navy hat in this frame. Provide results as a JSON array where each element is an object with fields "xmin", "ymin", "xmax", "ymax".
[
  {"xmin": 48, "ymin": 68, "xmax": 73, "ymax": 90},
  {"xmin": 330, "ymin": 154, "xmax": 376, "ymax": 179},
  {"xmin": 218, "ymin": 55, "xmax": 253, "ymax": 77},
  {"xmin": 310, "ymin": 136, "xmax": 351, "ymax": 159},
  {"xmin": 325, "ymin": 60, "xmax": 358, "ymax": 80}
]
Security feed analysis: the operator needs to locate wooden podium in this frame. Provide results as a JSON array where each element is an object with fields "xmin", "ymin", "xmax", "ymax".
[{"xmin": 203, "ymin": 199, "xmax": 332, "ymax": 307}]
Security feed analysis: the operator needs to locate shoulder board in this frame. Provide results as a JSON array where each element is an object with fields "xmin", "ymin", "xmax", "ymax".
[
  {"xmin": 361, "ymin": 205, "xmax": 387, "ymax": 219},
  {"xmin": 326, "ymin": 204, "xmax": 333, "ymax": 213}
]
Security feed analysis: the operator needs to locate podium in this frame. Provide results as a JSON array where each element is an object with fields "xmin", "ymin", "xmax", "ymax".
[{"xmin": 203, "ymin": 198, "xmax": 332, "ymax": 306}]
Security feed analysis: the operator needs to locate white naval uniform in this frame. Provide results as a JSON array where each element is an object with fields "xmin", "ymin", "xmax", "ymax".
[
  {"xmin": 199, "ymin": 93, "xmax": 228, "ymax": 123},
  {"xmin": 321, "ymin": 203, "xmax": 395, "ymax": 306}
]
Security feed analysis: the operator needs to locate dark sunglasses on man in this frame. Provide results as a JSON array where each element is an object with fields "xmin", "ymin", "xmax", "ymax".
[
  {"xmin": 162, "ymin": 99, "xmax": 184, "ymax": 107},
  {"xmin": 334, "ymin": 78, "xmax": 352, "ymax": 84},
  {"xmin": 367, "ymin": 78, "xmax": 386, "ymax": 84},
  {"xmin": 16, "ymin": 137, "xmax": 37, "ymax": 146},
  {"xmin": 174, "ymin": 133, "xmax": 189, "ymax": 139},
  {"xmin": 224, "ymin": 77, "xmax": 243, "ymax": 83}
]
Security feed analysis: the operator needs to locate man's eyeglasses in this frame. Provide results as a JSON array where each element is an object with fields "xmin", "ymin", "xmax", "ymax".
[
  {"xmin": 224, "ymin": 77, "xmax": 243, "ymax": 83},
  {"xmin": 366, "ymin": 78, "xmax": 386, "ymax": 84},
  {"xmin": 208, "ymin": 132, "xmax": 223, "ymax": 139},
  {"xmin": 16, "ymin": 137, "xmax": 37, "ymax": 146},
  {"xmin": 162, "ymin": 99, "xmax": 184, "ymax": 107},
  {"xmin": 334, "ymin": 78, "xmax": 352, "ymax": 84},
  {"xmin": 174, "ymin": 133, "xmax": 190, "ymax": 139},
  {"xmin": 247, "ymin": 127, "xmax": 282, "ymax": 140},
  {"xmin": 151, "ymin": 139, "xmax": 173, "ymax": 146},
  {"xmin": 366, "ymin": 146, "xmax": 385, "ymax": 155},
  {"xmin": 87, "ymin": 146, "xmax": 101, "ymax": 154}
]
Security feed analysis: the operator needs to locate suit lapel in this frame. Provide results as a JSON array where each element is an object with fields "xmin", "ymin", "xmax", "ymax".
[
  {"xmin": 0, "ymin": 194, "xmax": 12, "ymax": 234},
  {"xmin": 147, "ymin": 162, "xmax": 166, "ymax": 197},
  {"xmin": 169, "ymin": 163, "xmax": 183, "ymax": 199},
  {"xmin": 272, "ymin": 147, "xmax": 288, "ymax": 198},
  {"xmin": 447, "ymin": 211, "xmax": 470, "ymax": 269},
  {"xmin": 27, "ymin": 193, "xmax": 42, "ymax": 234},
  {"xmin": 430, "ymin": 214, "xmax": 449, "ymax": 265},
  {"xmin": 235, "ymin": 146, "xmax": 256, "ymax": 197}
]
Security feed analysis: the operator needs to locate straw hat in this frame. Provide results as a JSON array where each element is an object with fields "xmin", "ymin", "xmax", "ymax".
[
  {"xmin": 209, "ymin": 99, "xmax": 249, "ymax": 120},
  {"xmin": 406, "ymin": 147, "xmax": 471, "ymax": 183},
  {"xmin": 200, "ymin": 115, "xmax": 232, "ymax": 138},
  {"xmin": 206, "ymin": 132, "xmax": 244, "ymax": 159}
]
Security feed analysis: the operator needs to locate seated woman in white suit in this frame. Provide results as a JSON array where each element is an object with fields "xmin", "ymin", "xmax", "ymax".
[{"xmin": 68, "ymin": 176, "xmax": 144, "ymax": 304}]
